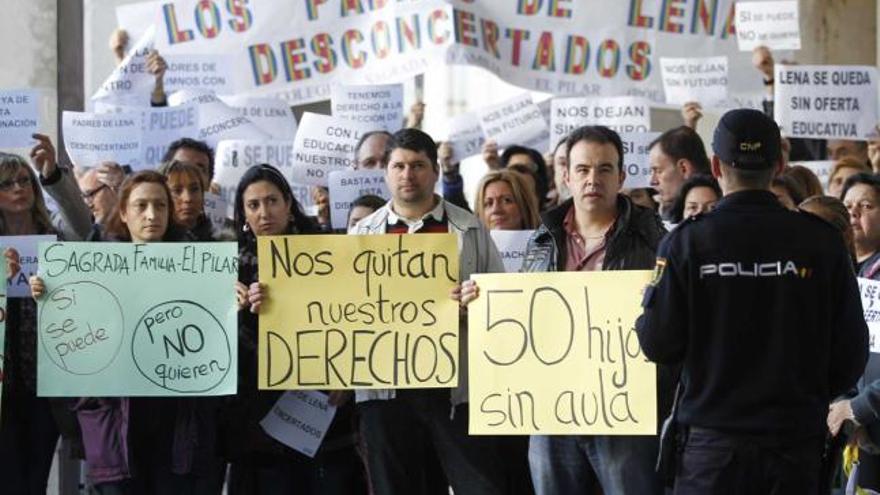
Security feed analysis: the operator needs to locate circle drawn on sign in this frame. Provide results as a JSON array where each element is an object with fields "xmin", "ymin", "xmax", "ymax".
[
  {"xmin": 131, "ymin": 300, "xmax": 231, "ymax": 393},
  {"xmin": 39, "ymin": 281, "xmax": 125, "ymax": 376}
]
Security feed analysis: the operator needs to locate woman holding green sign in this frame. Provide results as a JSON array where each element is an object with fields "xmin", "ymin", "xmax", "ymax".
[
  {"xmin": 0, "ymin": 134, "xmax": 92, "ymax": 495},
  {"xmin": 31, "ymin": 170, "xmax": 225, "ymax": 494},
  {"xmin": 225, "ymin": 164, "xmax": 367, "ymax": 495}
]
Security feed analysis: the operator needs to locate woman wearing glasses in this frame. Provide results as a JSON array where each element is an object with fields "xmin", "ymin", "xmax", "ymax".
[{"xmin": 0, "ymin": 134, "xmax": 92, "ymax": 494}]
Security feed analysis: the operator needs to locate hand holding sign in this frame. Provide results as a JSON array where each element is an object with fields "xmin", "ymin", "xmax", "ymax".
[{"xmin": 29, "ymin": 134, "xmax": 58, "ymax": 180}]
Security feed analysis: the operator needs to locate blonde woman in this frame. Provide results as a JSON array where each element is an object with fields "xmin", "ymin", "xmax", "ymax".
[{"xmin": 475, "ymin": 170, "xmax": 540, "ymax": 230}]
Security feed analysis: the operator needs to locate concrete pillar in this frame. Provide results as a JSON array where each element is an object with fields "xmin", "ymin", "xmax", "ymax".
[{"xmin": 800, "ymin": 0, "xmax": 876, "ymax": 65}]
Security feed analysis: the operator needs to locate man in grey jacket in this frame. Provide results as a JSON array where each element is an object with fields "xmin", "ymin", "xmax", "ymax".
[{"xmin": 350, "ymin": 128, "xmax": 506, "ymax": 495}]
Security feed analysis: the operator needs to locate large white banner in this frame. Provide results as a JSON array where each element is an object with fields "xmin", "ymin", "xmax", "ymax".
[{"xmin": 117, "ymin": 0, "xmax": 762, "ymax": 107}]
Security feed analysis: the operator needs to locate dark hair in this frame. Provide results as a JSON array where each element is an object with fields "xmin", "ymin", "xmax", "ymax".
[
  {"xmin": 841, "ymin": 172, "xmax": 880, "ymax": 201},
  {"xmin": 670, "ymin": 174, "xmax": 722, "ymax": 223},
  {"xmin": 565, "ymin": 126, "xmax": 625, "ymax": 173},
  {"xmin": 355, "ymin": 131, "xmax": 392, "ymax": 159},
  {"xmin": 233, "ymin": 164, "xmax": 317, "ymax": 238},
  {"xmin": 649, "ymin": 126, "xmax": 710, "ymax": 175},
  {"xmin": 385, "ymin": 128, "xmax": 438, "ymax": 171},
  {"xmin": 104, "ymin": 170, "xmax": 178, "ymax": 241},
  {"xmin": 350, "ymin": 194, "xmax": 386, "ymax": 211},
  {"xmin": 771, "ymin": 175, "xmax": 806, "ymax": 206},
  {"xmin": 346, "ymin": 194, "xmax": 386, "ymax": 226},
  {"xmin": 500, "ymin": 145, "xmax": 549, "ymax": 207},
  {"xmin": 161, "ymin": 138, "xmax": 215, "ymax": 180}
]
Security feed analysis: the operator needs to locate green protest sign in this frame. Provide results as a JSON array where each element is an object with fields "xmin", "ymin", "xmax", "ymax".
[{"xmin": 36, "ymin": 242, "xmax": 238, "ymax": 396}]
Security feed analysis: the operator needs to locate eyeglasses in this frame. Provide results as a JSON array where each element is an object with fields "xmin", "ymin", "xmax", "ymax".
[
  {"xmin": 81, "ymin": 183, "xmax": 109, "ymax": 201},
  {"xmin": 0, "ymin": 176, "xmax": 32, "ymax": 192}
]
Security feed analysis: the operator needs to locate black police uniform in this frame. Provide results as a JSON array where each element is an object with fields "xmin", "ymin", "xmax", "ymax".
[{"xmin": 635, "ymin": 109, "xmax": 868, "ymax": 495}]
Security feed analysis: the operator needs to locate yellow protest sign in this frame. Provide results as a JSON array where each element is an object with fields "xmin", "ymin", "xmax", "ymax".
[
  {"xmin": 468, "ymin": 271, "xmax": 656, "ymax": 435},
  {"xmin": 257, "ymin": 234, "xmax": 459, "ymax": 390}
]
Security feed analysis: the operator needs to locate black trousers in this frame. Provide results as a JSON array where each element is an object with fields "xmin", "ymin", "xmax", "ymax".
[{"xmin": 674, "ymin": 427, "xmax": 824, "ymax": 495}]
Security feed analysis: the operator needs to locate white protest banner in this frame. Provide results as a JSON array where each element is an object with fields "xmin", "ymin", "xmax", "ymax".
[
  {"xmin": 214, "ymin": 139, "xmax": 295, "ymax": 213},
  {"xmin": 790, "ymin": 160, "xmax": 833, "ymax": 194},
  {"xmin": 62, "ymin": 111, "xmax": 143, "ymax": 169},
  {"xmin": 660, "ymin": 56, "xmax": 729, "ymax": 107},
  {"xmin": 290, "ymin": 113, "xmax": 375, "ymax": 187},
  {"xmin": 118, "ymin": 0, "xmax": 452, "ymax": 105},
  {"xmin": 550, "ymin": 97, "xmax": 651, "ymax": 151},
  {"xmin": 0, "ymin": 90, "xmax": 40, "ymax": 149},
  {"xmin": 735, "ymin": 1, "xmax": 800, "ymax": 51},
  {"xmin": 260, "ymin": 391, "xmax": 337, "ymax": 458},
  {"xmin": 621, "ymin": 132, "xmax": 661, "ymax": 189},
  {"xmin": 775, "ymin": 65, "xmax": 878, "ymax": 140},
  {"xmin": 478, "ymin": 94, "xmax": 548, "ymax": 150},
  {"xmin": 1, "ymin": 235, "xmax": 56, "ymax": 298},
  {"xmin": 220, "ymin": 95, "xmax": 298, "ymax": 140},
  {"xmin": 141, "ymin": 103, "xmax": 201, "ymax": 167},
  {"xmin": 327, "ymin": 170, "xmax": 389, "ymax": 230},
  {"xmin": 203, "ymin": 192, "xmax": 229, "ymax": 230},
  {"xmin": 859, "ymin": 278, "xmax": 880, "ymax": 353},
  {"xmin": 489, "ymin": 230, "xmax": 533, "ymax": 273},
  {"xmin": 187, "ymin": 92, "xmax": 272, "ymax": 148},
  {"xmin": 331, "ymin": 84, "xmax": 404, "ymax": 132},
  {"xmin": 92, "ymin": 26, "xmax": 157, "ymax": 105},
  {"xmin": 163, "ymin": 54, "xmax": 236, "ymax": 95},
  {"xmin": 117, "ymin": 1, "xmax": 762, "ymax": 108},
  {"xmin": 446, "ymin": 112, "xmax": 486, "ymax": 161}
]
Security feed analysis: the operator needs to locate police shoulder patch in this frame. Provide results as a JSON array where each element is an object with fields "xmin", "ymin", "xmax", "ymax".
[{"xmin": 650, "ymin": 257, "xmax": 667, "ymax": 286}]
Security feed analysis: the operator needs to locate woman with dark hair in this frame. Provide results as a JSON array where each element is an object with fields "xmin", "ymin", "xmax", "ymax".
[
  {"xmin": 785, "ymin": 165, "xmax": 824, "ymax": 199},
  {"xmin": 669, "ymin": 175, "xmax": 722, "ymax": 224},
  {"xmin": 225, "ymin": 164, "xmax": 366, "ymax": 495},
  {"xmin": 160, "ymin": 160, "xmax": 224, "ymax": 241},
  {"xmin": 346, "ymin": 194, "xmax": 386, "ymax": 231},
  {"xmin": 32, "ymin": 170, "xmax": 227, "ymax": 494},
  {"xmin": 500, "ymin": 145, "xmax": 550, "ymax": 210},
  {"xmin": 0, "ymin": 134, "xmax": 92, "ymax": 494}
]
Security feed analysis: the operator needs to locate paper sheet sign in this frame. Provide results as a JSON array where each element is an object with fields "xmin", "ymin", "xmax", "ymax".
[
  {"xmin": 489, "ymin": 230, "xmax": 533, "ymax": 273},
  {"xmin": 257, "ymin": 234, "xmax": 459, "ymax": 390},
  {"xmin": 468, "ymin": 271, "xmax": 657, "ymax": 435},
  {"xmin": 260, "ymin": 391, "xmax": 338, "ymax": 458},
  {"xmin": 774, "ymin": 65, "xmax": 878, "ymax": 140},
  {"xmin": 859, "ymin": 277, "xmax": 880, "ymax": 353},
  {"xmin": 0, "ymin": 89, "xmax": 40, "ymax": 149},
  {"xmin": 735, "ymin": 1, "xmax": 801, "ymax": 51},
  {"xmin": 0, "ymin": 235, "xmax": 57, "ymax": 298}
]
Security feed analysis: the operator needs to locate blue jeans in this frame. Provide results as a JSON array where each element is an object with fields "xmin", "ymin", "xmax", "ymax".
[{"xmin": 529, "ymin": 434, "xmax": 663, "ymax": 495}]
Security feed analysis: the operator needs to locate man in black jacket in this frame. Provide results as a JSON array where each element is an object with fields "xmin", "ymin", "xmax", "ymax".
[
  {"xmin": 522, "ymin": 126, "xmax": 669, "ymax": 495},
  {"xmin": 636, "ymin": 109, "xmax": 868, "ymax": 494}
]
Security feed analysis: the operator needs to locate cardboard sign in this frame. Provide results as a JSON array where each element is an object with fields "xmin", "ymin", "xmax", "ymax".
[
  {"xmin": 260, "ymin": 391, "xmax": 337, "ymax": 458},
  {"xmin": 331, "ymin": 84, "xmax": 404, "ymax": 132},
  {"xmin": 621, "ymin": 132, "xmax": 661, "ymax": 189},
  {"xmin": 290, "ymin": 113, "xmax": 375, "ymax": 187},
  {"xmin": 550, "ymin": 97, "xmax": 651, "ymax": 151},
  {"xmin": 478, "ymin": 94, "xmax": 549, "ymax": 150},
  {"xmin": 327, "ymin": 170, "xmax": 389, "ymax": 230},
  {"xmin": 735, "ymin": 1, "xmax": 801, "ymax": 51},
  {"xmin": 61, "ymin": 111, "xmax": 144, "ymax": 169},
  {"xmin": 489, "ymin": 230, "xmax": 533, "ymax": 273},
  {"xmin": 37, "ymin": 242, "xmax": 238, "ymax": 396},
  {"xmin": 774, "ymin": 65, "xmax": 879, "ymax": 140},
  {"xmin": 468, "ymin": 271, "xmax": 657, "ymax": 435},
  {"xmin": 257, "ymin": 234, "xmax": 459, "ymax": 390},
  {"xmin": 660, "ymin": 56, "xmax": 729, "ymax": 107},
  {"xmin": 1, "ymin": 235, "xmax": 57, "ymax": 298},
  {"xmin": 0, "ymin": 89, "xmax": 40, "ymax": 149}
]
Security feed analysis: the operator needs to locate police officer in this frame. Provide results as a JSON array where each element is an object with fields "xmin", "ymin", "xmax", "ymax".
[{"xmin": 635, "ymin": 108, "xmax": 868, "ymax": 494}]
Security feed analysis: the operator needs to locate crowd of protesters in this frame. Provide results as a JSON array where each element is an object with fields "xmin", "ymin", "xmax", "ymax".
[{"xmin": 1, "ymin": 35, "xmax": 879, "ymax": 495}]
